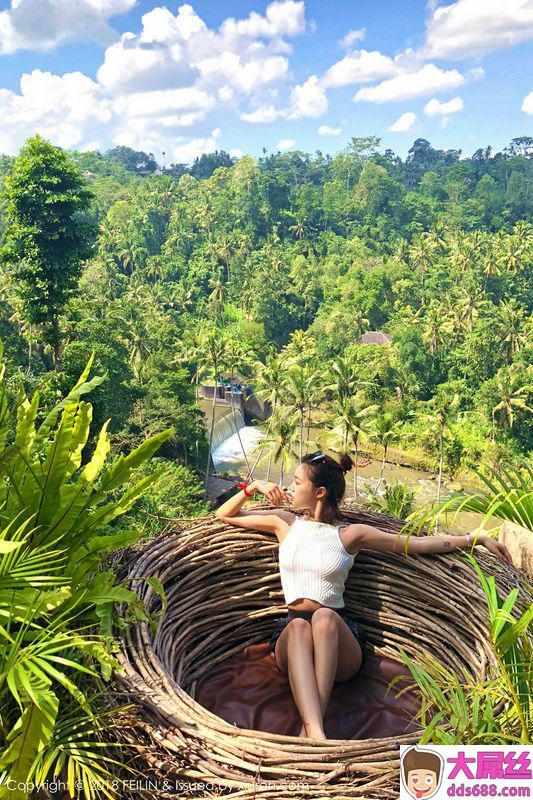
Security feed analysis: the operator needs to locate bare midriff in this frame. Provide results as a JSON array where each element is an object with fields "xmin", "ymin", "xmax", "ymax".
[{"xmin": 288, "ymin": 598, "xmax": 337, "ymax": 612}]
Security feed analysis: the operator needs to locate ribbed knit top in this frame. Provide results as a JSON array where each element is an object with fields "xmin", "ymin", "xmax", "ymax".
[{"xmin": 278, "ymin": 513, "xmax": 356, "ymax": 608}]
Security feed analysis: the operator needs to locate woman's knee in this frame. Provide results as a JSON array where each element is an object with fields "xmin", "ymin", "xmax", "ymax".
[
  {"xmin": 287, "ymin": 617, "xmax": 312, "ymax": 641},
  {"xmin": 311, "ymin": 608, "xmax": 339, "ymax": 637}
]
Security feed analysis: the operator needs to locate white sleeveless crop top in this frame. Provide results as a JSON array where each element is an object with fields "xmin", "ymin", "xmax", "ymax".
[{"xmin": 278, "ymin": 514, "xmax": 356, "ymax": 607}]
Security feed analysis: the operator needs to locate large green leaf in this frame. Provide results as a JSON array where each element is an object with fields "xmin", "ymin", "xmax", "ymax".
[{"xmin": 0, "ymin": 690, "xmax": 59, "ymax": 800}]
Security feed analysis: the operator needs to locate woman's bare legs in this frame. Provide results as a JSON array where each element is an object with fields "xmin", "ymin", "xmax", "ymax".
[
  {"xmin": 295, "ymin": 610, "xmax": 364, "ymax": 738},
  {"xmin": 295, "ymin": 609, "xmax": 339, "ymax": 737},
  {"xmin": 275, "ymin": 611, "xmax": 364, "ymax": 739},
  {"xmin": 274, "ymin": 618, "xmax": 326, "ymax": 739},
  {"xmin": 310, "ymin": 608, "xmax": 340, "ymax": 715}
]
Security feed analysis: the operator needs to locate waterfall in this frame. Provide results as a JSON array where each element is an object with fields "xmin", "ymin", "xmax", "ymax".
[
  {"xmin": 210, "ymin": 408, "xmax": 246, "ymax": 452},
  {"xmin": 211, "ymin": 409, "xmax": 265, "ymax": 472}
]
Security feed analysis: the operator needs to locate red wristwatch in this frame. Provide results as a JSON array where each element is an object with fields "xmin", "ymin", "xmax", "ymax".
[{"xmin": 236, "ymin": 482, "xmax": 254, "ymax": 497}]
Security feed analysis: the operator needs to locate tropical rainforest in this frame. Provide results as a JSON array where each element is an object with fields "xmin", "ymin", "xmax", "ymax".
[
  {"xmin": 1, "ymin": 134, "xmax": 531, "ymax": 495},
  {"xmin": 0, "ymin": 133, "xmax": 531, "ymax": 792}
]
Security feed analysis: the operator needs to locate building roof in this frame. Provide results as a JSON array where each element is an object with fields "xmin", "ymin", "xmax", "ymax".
[
  {"xmin": 359, "ymin": 331, "xmax": 391, "ymax": 345},
  {"xmin": 219, "ymin": 372, "xmax": 247, "ymax": 383}
]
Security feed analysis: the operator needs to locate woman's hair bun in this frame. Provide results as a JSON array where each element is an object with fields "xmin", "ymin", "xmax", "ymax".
[{"xmin": 339, "ymin": 453, "xmax": 354, "ymax": 474}]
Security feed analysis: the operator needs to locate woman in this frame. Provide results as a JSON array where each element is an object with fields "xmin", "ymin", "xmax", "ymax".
[{"xmin": 215, "ymin": 450, "xmax": 512, "ymax": 741}]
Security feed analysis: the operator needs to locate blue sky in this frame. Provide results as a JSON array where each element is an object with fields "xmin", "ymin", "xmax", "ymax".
[{"xmin": 0, "ymin": 0, "xmax": 531, "ymax": 162}]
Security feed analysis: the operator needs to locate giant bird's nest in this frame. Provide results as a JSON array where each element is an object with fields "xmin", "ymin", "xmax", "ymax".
[{"xmin": 112, "ymin": 506, "xmax": 531, "ymax": 799}]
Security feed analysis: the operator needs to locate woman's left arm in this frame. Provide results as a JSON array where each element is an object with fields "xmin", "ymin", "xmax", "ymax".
[{"xmin": 350, "ymin": 524, "xmax": 513, "ymax": 565}]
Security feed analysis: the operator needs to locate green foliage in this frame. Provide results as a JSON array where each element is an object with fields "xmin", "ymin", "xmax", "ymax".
[
  {"xmin": 0, "ymin": 136, "xmax": 95, "ymax": 367},
  {"xmin": 117, "ymin": 456, "xmax": 210, "ymax": 536},
  {"xmin": 412, "ymin": 459, "xmax": 533, "ymax": 533},
  {"xmin": 365, "ymin": 480, "xmax": 417, "ymax": 518},
  {"xmin": 0, "ymin": 132, "xmax": 531, "ymax": 496},
  {"xmin": 391, "ymin": 552, "xmax": 532, "ymax": 744},
  {"xmin": 0, "ymin": 340, "xmax": 172, "ymax": 797}
]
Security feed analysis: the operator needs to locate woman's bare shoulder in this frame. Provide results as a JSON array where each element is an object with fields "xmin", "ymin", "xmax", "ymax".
[{"xmin": 242, "ymin": 508, "xmax": 296, "ymax": 541}]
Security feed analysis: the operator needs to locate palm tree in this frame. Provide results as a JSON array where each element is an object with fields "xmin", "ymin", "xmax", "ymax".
[
  {"xmin": 409, "ymin": 233, "xmax": 437, "ymax": 302},
  {"xmin": 321, "ymin": 393, "xmax": 378, "ymax": 501},
  {"xmin": 352, "ymin": 308, "xmax": 370, "ymax": 340},
  {"xmin": 393, "ymin": 237, "xmax": 410, "ymax": 265},
  {"xmin": 281, "ymin": 329, "xmax": 317, "ymax": 367},
  {"xmin": 212, "ymin": 235, "xmax": 233, "ymax": 283},
  {"xmin": 255, "ymin": 408, "xmax": 300, "ymax": 486},
  {"xmin": 194, "ymin": 200, "xmax": 214, "ymax": 241},
  {"xmin": 241, "ymin": 270, "xmax": 255, "ymax": 320},
  {"xmin": 252, "ymin": 350, "xmax": 288, "ymax": 479},
  {"xmin": 207, "ymin": 276, "xmax": 227, "ymax": 320},
  {"xmin": 324, "ymin": 357, "xmax": 359, "ymax": 403},
  {"xmin": 492, "ymin": 364, "xmax": 532, "ymax": 431},
  {"xmin": 162, "ymin": 280, "xmax": 195, "ymax": 315},
  {"xmin": 289, "ymin": 219, "xmax": 305, "ymax": 240},
  {"xmin": 422, "ymin": 303, "xmax": 447, "ymax": 356},
  {"xmin": 194, "ymin": 326, "xmax": 229, "ymax": 500},
  {"xmin": 448, "ymin": 232, "xmax": 472, "ymax": 278},
  {"xmin": 222, "ymin": 333, "xmax": 254, "ymax": 479},
  {"xmin": 284, "ymin": 364, "xmax": 322, "ymax": 460},
  {"xmin": 497, "ymin": 233, "xmax": 527, "ymax": 272},
  {"xmin": 495, "ymin": 300, "xmax": 528, "ymax": 364},
  {"xmin": 454, "ymin": 287, "xmax": 484, "ymax": 335},
  {"xmin": 368, "ymin": 412, "xmax": 402, "ymax": 489},
  {"xmin": 420, "ymin": 390, "xmax": 461, "ymax": 508},
  {"xmin": 482, "ymin": 249, "xmax": 501, "ymax": 291}
]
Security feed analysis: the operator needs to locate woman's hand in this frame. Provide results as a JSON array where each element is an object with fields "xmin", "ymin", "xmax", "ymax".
[
  {"xmin": 253, "ymin": 480, "xmax": 289, "ymax": 507},
  {"xmin": 478, "ymin": 534, "xmax": 513, "ymax": 565}
]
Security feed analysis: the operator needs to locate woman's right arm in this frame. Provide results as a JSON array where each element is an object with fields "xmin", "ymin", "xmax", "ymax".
[{"xmin": 215, "ymin": 481, "xmax": 290, "ymax": 535}]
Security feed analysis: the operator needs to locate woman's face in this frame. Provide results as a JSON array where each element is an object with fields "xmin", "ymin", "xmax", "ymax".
[{"xmin": 287, "ymin": 465, "xmax": 324, "ymax": 510}]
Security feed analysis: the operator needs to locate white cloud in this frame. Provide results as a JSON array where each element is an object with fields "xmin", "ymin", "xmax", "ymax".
[
  {"xmin": 0, "ymin": 70, "xmax": 112, "ymax": 154},
  {"xmin": 97, "ymin": 30, "xmax": 197, "ymax": 94},
  {"xmin": 287, "ymin": 75, "xmax": 328, "ymax": 119},
  {"xmin": 522, "ymin": 91, "xmax": 533, "ymax": 114},
  {"xmin": 388, "ymin": 112, "xmax": 416, "ymax": 132},
  {"xmin": 355, "ymin": 63, "xmax": 466, "ymax": 103},
  {"xmin": 112, "ymin": 86, "xmax": 214, "ymax": 118},
  {"xmin": 171, "ymin": 128, "xmax": 222, "ymax": 164},
  {"xmin": 0, "ymin": 0, "xmax": 137, "ymax": 54},
  {"xmin": 338, "ymin": 28, "xmax": 366, "ymax": 49},
  {"xmin": 241, "ymin": 105, "xmax": 282, "ymax": 123},
  {"xmin": 219, "ymin": 0, "xmax": 305, "ymax": 41},
  {"xmin": 318, "ymin": 125, "xmax": 341, "ymax": 135},
  {"xmin": 424, "ymin": 96, "xmax": 464, "ymax": 116},
  {"xmin": 0, "ymin": 3, "xmax": 315, "ymax": 157},
  {"xmin": 139, "ymin": 4, "xmax": 206, "ymax": 44},
  {"xmin": 196, "ymin": 52, "xmax": 289, "ymax": 94},
  {"xmin": 423, "ymin": 0, "xmax": 533, "ymax": 60},
  {"xmin": 97, "ymin": 0, "xmax": 306, "ymax": 98},
  {"xmin": 230, "ymin": 148, "xmax": 243, "ymax": 158},
  {"xmin": 277, "ymin": 138, "xmax": 295, "ymax": 150},
  {"xmin": 322, "ymin": 49, "xmax": 398, "ymax": 88},
  {"xmin": 468, "ymin": 67, "xmax": 485, "ymax": 81}
]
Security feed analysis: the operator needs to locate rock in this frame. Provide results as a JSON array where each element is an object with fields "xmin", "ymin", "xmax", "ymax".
[
  {"xmin": 447, "ymin": 481, "xmax": 463, "ymax": 492},
  {"xmin": 498, "ymin": 521, "xmax": 533, "ymax": 575}
]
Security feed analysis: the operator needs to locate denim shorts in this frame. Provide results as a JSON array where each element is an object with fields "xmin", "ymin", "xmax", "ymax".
[{"xmin": 268, "ymin": 606, "xmax": 368, "ymax": 665}]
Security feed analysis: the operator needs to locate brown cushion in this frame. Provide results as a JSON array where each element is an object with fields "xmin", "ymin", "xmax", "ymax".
[{"xmin": 196, "ymin": 641, "xmax": 422, "ymax": 739}]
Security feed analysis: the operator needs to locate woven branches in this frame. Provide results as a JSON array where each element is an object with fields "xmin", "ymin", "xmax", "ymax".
[{"xmin": 113, "ymin": 506, "xmax": 531, "ymax": 799}]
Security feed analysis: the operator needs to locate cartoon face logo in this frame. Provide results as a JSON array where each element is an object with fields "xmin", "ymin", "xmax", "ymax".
[{"xmin": 401, "ymin": 746, "xmax": 444, "ymax": 800}]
